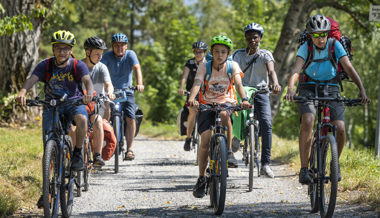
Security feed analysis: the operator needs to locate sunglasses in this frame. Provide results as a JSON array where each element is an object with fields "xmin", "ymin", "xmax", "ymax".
[{"xmin": 311, "ymin": 32, "xmax": 328, "ymax": 38}]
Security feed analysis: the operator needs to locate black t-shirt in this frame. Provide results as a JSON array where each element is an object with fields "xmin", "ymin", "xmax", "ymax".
[{"xmin": 185, "ymin": 58, "xmax": 199, "ymax": 91}]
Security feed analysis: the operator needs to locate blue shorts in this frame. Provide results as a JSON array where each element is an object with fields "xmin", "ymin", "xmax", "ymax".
[
  {"xmin": 42, "ymin": 104, "xmax": 88, "ymax": 140},
  {"xmin": 121, "ymin": 93, "xmax": 136, "ymax": 119}
]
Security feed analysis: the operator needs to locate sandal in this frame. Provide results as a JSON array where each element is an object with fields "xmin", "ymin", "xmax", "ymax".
[{"xmin": 124, "ymin": 150, "xmax": 135, "ymax": 161}]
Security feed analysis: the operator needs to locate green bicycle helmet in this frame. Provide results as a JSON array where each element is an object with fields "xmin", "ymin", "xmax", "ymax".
[
  {"xmin": 210, "ymin": 35, "xmax": 233, "ymax": 50},
  {"xmin": 51, "ymin": 30, "xmax": 76, "ymax": 46}
]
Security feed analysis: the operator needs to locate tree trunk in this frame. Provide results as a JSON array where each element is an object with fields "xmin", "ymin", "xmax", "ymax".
[
  {"xmin": 271, "ymin": 0, "xmax": 315, "ymax": 118},
  {"xmin": 0, "ymin": 0, "xmax": 47, "ymax": 123}
]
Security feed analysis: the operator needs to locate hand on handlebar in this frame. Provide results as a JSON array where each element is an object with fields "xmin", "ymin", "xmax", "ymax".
[
  {"xmin": 269, "ymin": 83, "xmax": 282, "ymax": 95},
  {"xmin": 82, "ymin": 94, "xmax": 93, "ymax": 104},
  {"xmin": 358, "ymin": 91, "xmax": 371, "ymax": 105},
  {"xmin": 16, "ymin": 90, "xmax": 27, "ymax": 106},
  {"xmin": 240, "ymin": 100, "xmax": 251, "ymax": 109},
  {"xmin": 284, "ymin": 89, "xmax": 296, "ymax": 101},
  {"xmin": 136, "ymin": 85, "xmax": 144, "ymax": 93},
  {"xmin": 178, "ymin": 88, "xmax": 185, "ymax": 96},
  {"xmin": 187, "ymin": 98, "xmax": 199, "ymax": 108}
]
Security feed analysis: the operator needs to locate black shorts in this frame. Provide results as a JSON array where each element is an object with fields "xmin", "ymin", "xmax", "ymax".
[{"xmin": 197, "ymin": 103, "xmax": 234, "ymax": 134}]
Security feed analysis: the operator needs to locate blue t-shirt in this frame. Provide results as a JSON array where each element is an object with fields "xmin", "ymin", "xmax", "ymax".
[
  {"xmin": 101, "ymin": 50, "xmax": 139, "ymax": 90},
  {"xmin": 32, "ymin": 57, "xmax": 89, "ymax": 100},
  {"xmin": 297, "ymin": 38, "xmax": 347, "ymax": 81}
]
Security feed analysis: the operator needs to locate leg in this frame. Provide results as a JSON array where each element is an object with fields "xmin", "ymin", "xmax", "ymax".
[
  {"xmin": 73, "ymin": 114, "xmax": 88, "ymax": 149},
  {"xmin": 91, "ymin": 114, "xmax": 105, "ymax": 166},
  {"xmin": 332, "ymin": 120, "xmax": 345, "ymax": 158},
  {"xmin": 198, "ymin": 130, "xmax": 211, "ymax": 176},
  {"xmin": 186, "ymin": 108, "xmax": 197, "ymax": 138},
  {"xmin": 299, "ymin": 113, "xmax": 315, "ymax": 168},
  {"xmin": 221, "ymin": 111, "xmax": 237, "ymax": 168},
  {"xmin": 68, "ymin": 124, "xmax": 76, "ymax": 145},
  {"xmin": 125, "ymin": 117, "xmax": 136, "ymax": 152},
  {"xmin": 122, "ymin": 94, "xmax": 137, "ymax": 160},
  {"xmin": 103, "ymin": 101, "xmax": 111, "ymax": 121}
]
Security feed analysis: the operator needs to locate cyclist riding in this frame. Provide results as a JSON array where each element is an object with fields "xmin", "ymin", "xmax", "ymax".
[
  {"xmin": 187, "ymin": 35, "xmax": 250, "ymax": 198},
  {"xmin": 179, "ymin": 40, "xmax": 208, "ymax": 151},
  {"xmin": 71, "ymin": 36, "xmax": 115, "ymax": 167},
  {"xmin": 233, "ymin": 22, "xmax": 281, "ymax": 177},
  {"xmin": 284, "ymin": 15, "xmax": 370, "ymax": 184},
  {"xmin": 15, "ymin": 30, "xmax": 94, "ymax": 206},
  {"xmin": 101, "ymin": 33, "xmax": 144, "ymax": 161}
]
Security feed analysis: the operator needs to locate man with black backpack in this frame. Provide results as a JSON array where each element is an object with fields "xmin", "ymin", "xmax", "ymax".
[{"xmin": 285, "ymin": 15, "xmax": 370, "ymax": 184}]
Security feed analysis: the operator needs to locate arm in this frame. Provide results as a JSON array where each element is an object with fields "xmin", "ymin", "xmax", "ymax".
[
  {"xmin": 233, "ymin": 73, "xmax": 250, "ymax": 109},
  {"xmin": 188, "ymin": 78, "xmax": 202, "ymax": 107},
  {"xmin": 16, "ymin": 74, "xmax": 39, "ymax": 106},
  {"xmin": 133, "ymin": 64, "xmax": 144, "ymax": 93},
  {"xmin": 340, "ymin": 56, "xmax": 370, "ymax": 104},
  {"xmin": 82, "ymin": 75, "xmax": 94, "ymax": 104},
  {"xmin": 285, "ymin": 56, "xmax": 304, "ymax": 101},
  {"xmin": 266, "ymin": 61, "xmax": 282, "ymax": 95},
  {"xmin": 104, "ymin": 82, "xmax": 115, "ymax": 100},
  {"xmin": 179, "ymin": 66, "xmax": 190, "ymax": 95}
]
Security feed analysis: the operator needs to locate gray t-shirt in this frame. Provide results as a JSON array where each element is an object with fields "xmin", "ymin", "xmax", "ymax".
[
  {"xmin": 232, "ymin": 48, "xmax": 274, "ymax": 88},
  {"xmin": 83, "ymin": 61, "xmax": 111, "ymax": 96}
]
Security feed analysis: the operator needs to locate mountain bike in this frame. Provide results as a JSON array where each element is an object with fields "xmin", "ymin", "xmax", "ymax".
[
  {"xmin": 199, "ymin": 103, "xmax": 248, "ymax": 215},
  {"xmin": 184, "ymin": 91, "xmax": 201, "ymax": 164},
  {"xmin": 76, "ymin": 95, "xmax": 106, "ymax": 197},
  {"xmin": 241, "ymin": 86, "xmax": 270, "ymax": 192},
  {"xmin": 110, "ymin": 87, "xmax": 136, "ymax": 174},
  {"xmin": 293, "ymin": 94, "xmax": 361, "ymax": 218},
  {"xmin": 26, "ymin": 95, "xmax": 83, "ymax": 218}
]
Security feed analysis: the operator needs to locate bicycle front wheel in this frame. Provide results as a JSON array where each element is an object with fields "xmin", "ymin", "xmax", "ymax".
[
  {"xmin": 319, "ymin": 134, "xmax": 339, "ymax": 218},
  {"xmin": 112, "ymin": 115, "xmax": 120, "ymax": 174},
  {"xmin": 248, "ymin": 124, "xmax": 254, "ymax": 192},
  {"xmin": 83, "ymin": 136, "xmax": 92, "ymax": 191},
  {"xmin": 42, "ymin": 140, "xmax": 59, "ymax": 217},
  {"xmin": 209, "ymin": 136, "xmax": 228, "ymax": 215},
  {"xmin": 60, "ymin": 138, "xmax": 74, "ymax": 218}
]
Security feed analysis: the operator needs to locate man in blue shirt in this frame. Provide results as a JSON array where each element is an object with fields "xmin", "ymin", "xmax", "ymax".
[
  {"xmin": 285, "ymin": 15, "xmax": 370, "ymax": 184},
  {"xmin": 101, "ymin": 33, "xmax": 144, "ymax": 161}
]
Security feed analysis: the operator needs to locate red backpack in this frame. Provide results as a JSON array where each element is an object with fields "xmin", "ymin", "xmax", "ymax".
[{"xmin": 101, "ymin": 119, "xmax": 117, "ymax": 161}]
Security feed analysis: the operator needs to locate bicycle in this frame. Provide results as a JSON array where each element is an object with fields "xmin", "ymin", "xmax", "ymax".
[
  {"xmin": 241, "ymin": 86, "xmax": 270, "ymax": 192},
  {"xmin": 26, "ymin": 95, "xmax": 83, "ymax": 218},
  {"xmin": 198, "ymin": 103, "xmax": 249, "ymax": 215},
  {"xmin": 110, "ymin": 87, "xmax": 137, "ymax": 174},
  {"xmin": 184, "ymin": 91, "xmax": 201, "ymax": 164},
  {"xmin": 293, "ymin": 94, "xmax": 361, "ymax": 218},
  {"xmin": 76, "ymin": 95, "xmax": 106, "ymax": 197}
]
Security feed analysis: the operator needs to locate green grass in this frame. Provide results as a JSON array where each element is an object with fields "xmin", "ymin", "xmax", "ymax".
[
  {"xmin": 0, "ymin": 127, "xmax": 43, "ymax": 216},
  {"xmin": 140, "ymin": 120, "xmax": 184, "ymax": 140}
]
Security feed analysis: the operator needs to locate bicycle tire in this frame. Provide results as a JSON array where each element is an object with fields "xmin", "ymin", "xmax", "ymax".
[
  {"xmin": 76, "ymin": 170, "xmax": 82, "ymax": 197},
  {"xmin": 319, "ymin": 134, "xmax": 338, "ymax": 218},
  {"xmin": 209, "ymin": 136, "xmax": 228, "ymax": 215},
  {"xmin": 60, "ymin": 140, "xmax": 74, "ymax": 218},
  {"xmin": 254, "ymin": 125, "xmax": 261, "ymax": 177},
  {"xmin": 248, "ymin": 124, "xmax": 254, "ymax": 192},
  {"xmin": 42, "ymin": 140, "xmax": 59, "ymax": 217},
  {"xmin": 309, "ymin": 133, "xmax": 319, "ymax": 213},
  {"xmin": 113, "ymin": 115, "xmax": 120, "ymax": 174}
]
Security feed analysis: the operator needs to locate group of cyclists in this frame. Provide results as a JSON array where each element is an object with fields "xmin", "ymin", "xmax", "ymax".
[
  {"xmin": 15, "ymin": 13, "xmax": 371, "ymax": 212},
  {"xmin": 180, "ymin": 15, "xmax": 370, "ymax": 199},
  {"xmin": 16, "ymin": 31, "xmax": 143, "ymax": 206}
]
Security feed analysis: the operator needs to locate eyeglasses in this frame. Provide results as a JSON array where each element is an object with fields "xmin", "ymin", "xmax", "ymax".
[
  {"xmin": 311, "ymin": 32, "xmax": 328, "ymax": 38},
  {"xmin": 54, "ymin": 46, "xmax": 72, "ymax": 53}
]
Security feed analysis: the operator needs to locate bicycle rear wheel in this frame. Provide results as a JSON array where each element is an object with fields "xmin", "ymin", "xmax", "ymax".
[
  {"xmin": 60, "ymin": 138, "xmax": 74, "ymax": 218},
  {"xmin": 112, "ymin": 115, "xmax": 120, "ymax": 174},
  {"xmin": 209, "ymin": 136, "xmax": 228, "ymax": 215},
  {"xmin": 248, "ymin": 124, "xmax": 254, "ymax": 192},
  {"xmin": 309, "ymin": 133, "xmax": 319, "ymax": 213},
  {"xmin": 42, "ymin": 140, "xmax": 59, "ymax": 217},
  {"xmin": 319, "ymin": 134, "xmax": 338, "ymax": 218}
]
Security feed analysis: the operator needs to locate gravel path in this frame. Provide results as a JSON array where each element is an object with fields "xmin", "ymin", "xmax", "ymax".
[{"xmin": 67, "ymin": 136, "xmax": 378, "ymax": 217}]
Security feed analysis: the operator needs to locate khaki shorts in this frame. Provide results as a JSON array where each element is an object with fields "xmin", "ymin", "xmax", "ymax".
[{"xmin": 297, "ymin": 85, "xmax": 345, "ymax": 122}]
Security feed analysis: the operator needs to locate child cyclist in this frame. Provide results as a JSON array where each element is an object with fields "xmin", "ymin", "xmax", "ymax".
[
  {"xmin": 178, "ymin": 41, "xmax": 208, "ymax": 151},
  {"xmin": 187, "ymin": 35, "xmax": 250, "ymax": 198}
]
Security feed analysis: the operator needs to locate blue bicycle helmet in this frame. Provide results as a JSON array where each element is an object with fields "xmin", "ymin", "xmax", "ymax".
[
  {"xmin": 112, "ymin": 33, "xmax": 128, "ymax": 43},
  {"xmin": 244, "ymin": 23, "xmax": 264, "ymax": 39}
]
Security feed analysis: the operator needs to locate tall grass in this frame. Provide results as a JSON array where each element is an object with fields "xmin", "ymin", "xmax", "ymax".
[{"xmin": 0, "ymin": 127, "xmax": 43, "ymax": 216}]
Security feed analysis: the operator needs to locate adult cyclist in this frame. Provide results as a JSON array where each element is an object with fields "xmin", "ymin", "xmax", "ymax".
[
  {"xmin": 178, "ymin": 41, "xmax": 208, "ymax": 151},
  {"xmin": 16, "ymin": 30, "xmax": 93, "ymax": 206},
  {"xmin": 232, "ymin": 23, "xmax": 281, "ymax": 177},
  {"xmin": 101, "ymin": 33, "xmax": 144, "ymax": 161},
  {"xmin": 284, "ymin": 15, "xmax": 370, "ymax": 184}
]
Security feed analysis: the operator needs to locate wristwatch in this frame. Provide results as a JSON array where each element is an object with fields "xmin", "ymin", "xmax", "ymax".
[{"xmin": 241, "ymin": 97, "xmax": 249, "ymax": 102}]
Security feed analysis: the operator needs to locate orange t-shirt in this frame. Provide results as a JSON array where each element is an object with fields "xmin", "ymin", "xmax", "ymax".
[{"xmin": 195, "ymin": 61, "xmax": 242, "ymax": 104}]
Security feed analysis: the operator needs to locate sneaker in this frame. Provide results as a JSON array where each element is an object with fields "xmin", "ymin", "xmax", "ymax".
[
  {"xmin": 183, "ymin": 138, "xmax": 191, "ymax": 151},
  {"xmin": 71, "ymin": 149, "xmax": 84, "ymax": 171},
  {"xmin": 36, "ymin": 195, "xmax": 44, "ymax": 208},
  {"xmin": 299, "ymin": 167, "xmax": 313, "ymax": 184},
  {"xmin": 227, "ymin": 151, "xmax": 238, "ymax": 168},
  {"xmin": 192, "ymin": 176, "xmax": 207, "ymax": 198},
  {"xmin": 260, "ymin": 164, "xmax": 275, "ymax": 178},
  {"xmin": 94, "ymin": 153, "xmax": 105, "ymax": 167}
]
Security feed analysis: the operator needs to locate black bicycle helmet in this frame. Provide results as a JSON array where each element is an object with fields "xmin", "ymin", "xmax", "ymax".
[
  {"xmin": 306, "ymin": 15, "xmax": 331, "ymax": 33},
  {"xmin": 84, "ymin": 36, "xmax": 107, "ymax": 50},
  {"xmin": 192, "ymin": 41, "xmax": 208, "ymax": 50}
]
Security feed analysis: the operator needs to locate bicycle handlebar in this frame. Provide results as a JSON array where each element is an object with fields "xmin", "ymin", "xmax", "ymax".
[
  {"xmin": 293, "ymin": 96, "xmax": 362, "ymax": 107},
  {"xmin": 197, "ymin": 103, "xmax": 252, "ymax": 112}
]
